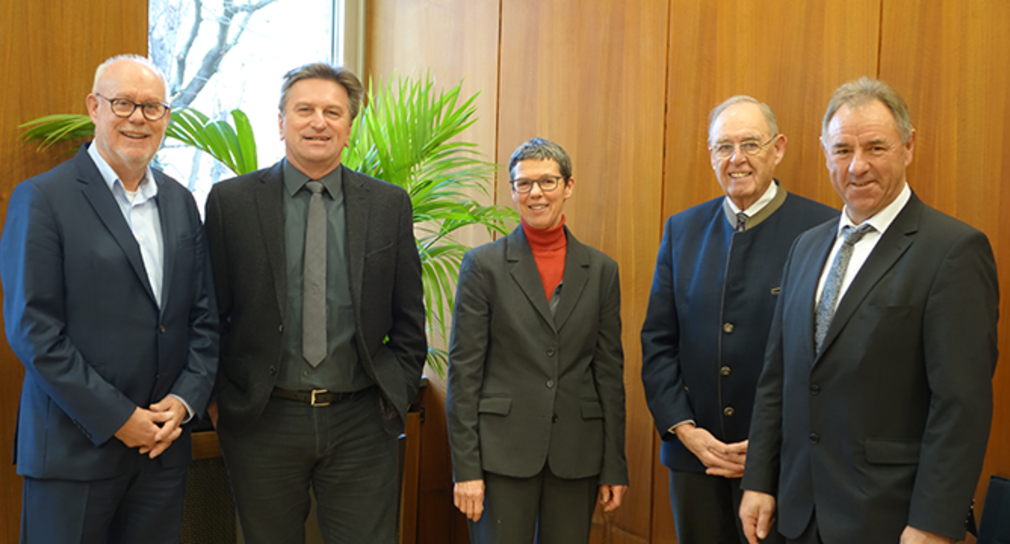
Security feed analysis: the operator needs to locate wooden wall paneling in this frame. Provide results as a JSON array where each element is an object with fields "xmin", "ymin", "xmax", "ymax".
[
  {"xmin": 0, "ymin": 1, "xmax": 148, "ymax": 541},
  {"xmin": 496, "ymin": 1, "xmax": 670, "ymax": 542},
  {"xmin": 366, "ymin": 1, "xmax": 503, "ymax": 542},
  {"xmin": 664, "ymin": 0, "xmax": 882, "ymax": 222},
  {"xmin": 658, "ymin": 0, "xmax": 881, "ymax": 540},
  {"xmin": 366, "ymin": 0, "xmax": 502, "ymax": 251},
  {"xmin": 878, "ymin": 1, "xmax": 1010, "ymax": 539}
]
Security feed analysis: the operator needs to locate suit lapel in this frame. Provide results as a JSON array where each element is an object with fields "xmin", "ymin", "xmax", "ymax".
[
  {"xmin": 342, "ymin": 166, "xmax": 369, "ymax": 314},
  {"xmin": 253, "ymin": 162, "xmax": 288, "ymax": 319},
  {"xmin": 817, "ymin": 195, "xmax": 921, "ymax": 360},
  {"xmin": 506, "ymin": 228, "xmax": 555, "ymax": 331},
  {"xmin": 553, "ymin": 228, "xmax": 590, "ymax": 331},
  {"xmin": 155, "ymin": 171, "xmax": 176, "ymax": 314},
  {"xmin": 76, "ymin": 147, "xmax": 158, "ymax": 304},
  {"xmin": 793, "ymin": 223, "xmax": 837, "ymax": 365}
]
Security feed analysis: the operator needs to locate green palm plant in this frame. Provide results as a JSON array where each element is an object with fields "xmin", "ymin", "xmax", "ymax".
[
  {"xmin": 343, "ymin": 75, "xmax": 518, "ymax": 371},
  {"xmin": 19, "ymin": 75, "xmax": 517, "ymax": 374}
]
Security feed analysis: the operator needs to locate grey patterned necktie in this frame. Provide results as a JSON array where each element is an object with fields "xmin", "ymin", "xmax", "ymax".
[
  {"xmin": 814, "ymin": 223, "xmax": 875, "ymax": 352},
  {"xmin": 302, "ymin": 181, "xmax": 327, "ymax": 367},
  {"xmin": 736, "ymin": 212, "xmax": 748, "ymax": 232}
]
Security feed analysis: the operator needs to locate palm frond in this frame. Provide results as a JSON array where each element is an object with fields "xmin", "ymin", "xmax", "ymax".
[
  {"xmin": 19, "ymin": 108, "xmax": 258, "ymax": 176},
  {"xmin": 346, "ymin": 73, "xmax": 519, "ymax": 375}
]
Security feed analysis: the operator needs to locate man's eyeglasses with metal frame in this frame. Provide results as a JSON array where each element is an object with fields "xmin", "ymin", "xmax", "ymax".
[{"xmin": 710, "ymin": 135, "xmax": 778, "ymax": 159}]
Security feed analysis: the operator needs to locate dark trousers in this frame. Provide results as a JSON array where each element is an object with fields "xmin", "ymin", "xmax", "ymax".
[
  {"xmin": 218, "ymin": 387, "xmax": 398, "ymax": 544},
  {"xmin": 468, "ymin": 466, "xmax": 598, "ymax": 544},
  {"xmin": 20, "ymin": 459, "xmax": 187, "ymax": 544},
  {"xmin": 670, "ymin": 470, "xmax": 784, "ymax": 544}
]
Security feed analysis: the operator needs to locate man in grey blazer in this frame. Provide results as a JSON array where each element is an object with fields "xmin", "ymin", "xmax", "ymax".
[
  {"xmin": 447, "ymin": 138, "xmax": 629, "ymax": 544},
  {"xmin": 740, "ymin": 78, "xmax": 999, "ymax": 544},
  {"xmin": 204, "ymin": 63, "xmax": 427, "ymax": 544}
]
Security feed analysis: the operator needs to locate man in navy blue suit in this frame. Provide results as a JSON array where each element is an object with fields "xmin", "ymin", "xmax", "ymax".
[{"xmin": 1, "ymin": 55, "xmax": 218, "ymax": 543}]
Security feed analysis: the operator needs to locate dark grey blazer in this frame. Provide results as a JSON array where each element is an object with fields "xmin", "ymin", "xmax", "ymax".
[
  {"xmin": 743, "ymin": 193, "xmax": 999, "ymax": 543},
  {"xmin": 204, "ymin": 161, "xmax": 427, "ymax": 435},
  {"xmin": 446, "ymin": 226, "xmax": 629, "ymax": 486}
]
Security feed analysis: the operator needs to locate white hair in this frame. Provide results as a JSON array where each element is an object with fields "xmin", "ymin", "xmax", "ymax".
[{"xmin": 92, "ymin": 54, "xmax": 169, "ymax": 98}]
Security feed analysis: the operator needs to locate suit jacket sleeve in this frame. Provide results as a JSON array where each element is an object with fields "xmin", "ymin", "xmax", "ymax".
[
  {"xmin": 385, "ymin": 189, "xmax": 427, "ymax": 403},
  {"xmin": 165, "ymin": 186, "xmax": 219, "ymax": 416},
  {"xmin": 445, "ymin": 250, "xmax": 490, "ymax": 483},
  {"xmin": 641, "ymin": 216, "xmax": 692, "ymax": 436},
  {"xmin": 908, "ymin": 228, "xmax": 998, "ymax": 536},
  {"xmin": 204, "ymin": 184, "xmax": 233, "ymax": 400},
  {"xmin": 594, "ymin": 260, "xmax": 628, "ymax": 485},
  {"xmin": 1, "ymin": 181, "xmax": 135, "ymax": 445}
]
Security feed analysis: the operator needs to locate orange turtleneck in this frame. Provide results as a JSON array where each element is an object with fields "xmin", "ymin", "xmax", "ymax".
[{"xmin": 522, "ymin": 216, "xmax": 568, "ymax": 300}]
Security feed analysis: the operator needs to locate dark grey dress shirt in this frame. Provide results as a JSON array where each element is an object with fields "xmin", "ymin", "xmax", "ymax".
[{"xmin": 278, "ymin": 160, "xmax": 373, "ymax": 392}]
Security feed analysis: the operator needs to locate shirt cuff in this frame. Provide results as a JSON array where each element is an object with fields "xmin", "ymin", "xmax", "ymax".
[
  {"xmin": 668, "ymin": 419, "xmax": 696, "ymax": 436},
  {"xmin": 169, "ymin": 394, "xmax": 195, "ymax": 425}
]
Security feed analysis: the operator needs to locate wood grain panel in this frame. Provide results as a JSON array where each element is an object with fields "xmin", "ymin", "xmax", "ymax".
[
  {"xmin": 0, "ymin": 1, "xmax": 147, "ymax": 541},
  {"xmin": 497, "ymin": 1, "xmax": 669, "ymax": 541},
  {"xmin": 366, "ymin": 0, "xmax": 502, "ymax": 250},
  {"xmin": 878, "ymin": 2, "xmax": 1010, "ymax": 540},
  {"xmin": 664, "ymin": 0, "xmax": 881, "ymax": 222}
]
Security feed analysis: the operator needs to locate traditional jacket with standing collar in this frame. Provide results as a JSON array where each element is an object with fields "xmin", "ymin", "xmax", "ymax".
[{"xmin": 642, "ymin": 184, "xmax": 837, "ymax": 472}]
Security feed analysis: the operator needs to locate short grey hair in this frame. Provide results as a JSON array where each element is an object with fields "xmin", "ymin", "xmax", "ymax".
[
  {"xmin": 823, "ymin": 77, "xmax": 913, "ymax": 144},
  {"xmin": 279, "ymin": 63, "xmax": 364, "ymax": 120},
  {"xmin": 708, "ymin": 95, "xmax": 779, "ymax": 143},
  {"xmin": 92, "ymin": 54, "xmax": 168, "ymax": 98},
  {"xmin": 508, "ymin": 138, "xmax": 573, "ymax": 181}
]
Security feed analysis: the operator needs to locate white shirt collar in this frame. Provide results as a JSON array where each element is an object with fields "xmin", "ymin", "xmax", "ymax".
[
  {"xmin": 725, "ymin": 179, "xmax": 778, "ymax": 217},
  {"xmin": 87, "ymin": 142, "xmax": 158, "ymax": 200},
  {"xmin": 836, "ymin": 183, "xmax": 911, "ymax": 236}
]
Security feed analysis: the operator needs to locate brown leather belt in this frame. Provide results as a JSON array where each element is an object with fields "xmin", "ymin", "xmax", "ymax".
[{"xmin": 271, "ymin": 387, "xmax": 366, "ymax": 407}]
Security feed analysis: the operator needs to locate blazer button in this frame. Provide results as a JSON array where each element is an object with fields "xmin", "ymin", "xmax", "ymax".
[
  {"xmin": 723, "ymin": 406, "xmax": 735, "ymax": 417},
  {"xmin": 269, "ymin": 365, "xmax": 277, "ymax": 376},
  {"xmin": 809, "ymin": 433, "xmax": 820, "ymax": 444},
  {"xmin": 546, "ymin": 348, "xmax": 556, "ymax": 357},
  {"xmin": 810, "ymin": 384, "xmax": 821, "ymax": 395},
  {"xmin": 159, "ymin": 325, "xmax": 166, "ymax": 333},
  {"xmin": 546, "ymin": 380, "xmax": 555, "ymax": 389},
  {"xmin": 552, "ymin": 414, "xmax": 559, "ymax": 423},
  {"xmin": 722, "ymin": 323, "xmax": 734, "ymax": 334},
  {"xmin": 720, "ymin": 366, "xmax": 732, "ymax": 376},
  {"xmin": 278, "ymin": 324, "xmax": 284, "ymax": 333}
]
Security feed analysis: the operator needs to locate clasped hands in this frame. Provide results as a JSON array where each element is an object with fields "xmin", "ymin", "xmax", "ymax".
[
  {"xmin": 675, "ymin": 423, "xmax": 748, "ymax": 478},
  {"xmin": 113, "ymin": 395, "xmax": 186, "ymax": 458}
]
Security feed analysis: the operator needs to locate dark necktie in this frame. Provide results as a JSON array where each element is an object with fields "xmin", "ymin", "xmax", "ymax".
[
  {"xmin": 814, "ymin": 223, "xmax": 875, "ymax": 352},
  {"xmin": 736, "ymin": 212, "xmax": 748, "ymax": 232},
  {"xmin": 303, "ymin": 181, "xmax": 327, "ymax": 367}
]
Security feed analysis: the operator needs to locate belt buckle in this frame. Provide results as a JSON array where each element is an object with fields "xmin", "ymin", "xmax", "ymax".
[{"xmin": 310, "ymin": 389, "xmax": 330, "ymax": 407}]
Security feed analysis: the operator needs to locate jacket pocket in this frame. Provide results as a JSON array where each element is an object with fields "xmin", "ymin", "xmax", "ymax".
[
  {"xmin": 865, "ymin": 439, "xmax": 920, "ymax": 464},
  {"xmin": 478, "ymin": 397, "xmax": 512, "ymax": 416},
  {"xmin": 581, "ymin": 401, "xmax": 604, "ymax": 419}
]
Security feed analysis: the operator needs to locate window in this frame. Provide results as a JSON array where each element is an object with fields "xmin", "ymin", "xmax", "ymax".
[{"xmin": 148, "ymin": 0, "xmax": 361, "ymax": 205}]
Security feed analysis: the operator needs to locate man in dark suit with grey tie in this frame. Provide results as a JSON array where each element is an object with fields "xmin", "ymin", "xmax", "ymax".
[
  {"xmin": 2, "ymin": 54, "xmax": 218, "ymax": 543},
  {"xmin": 204, "ymin": 63, "xmax": 427, "ymax": 544},
  {"xmin": 740, "ymin": 77, "xmax": 999, "ymax": 544}
]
